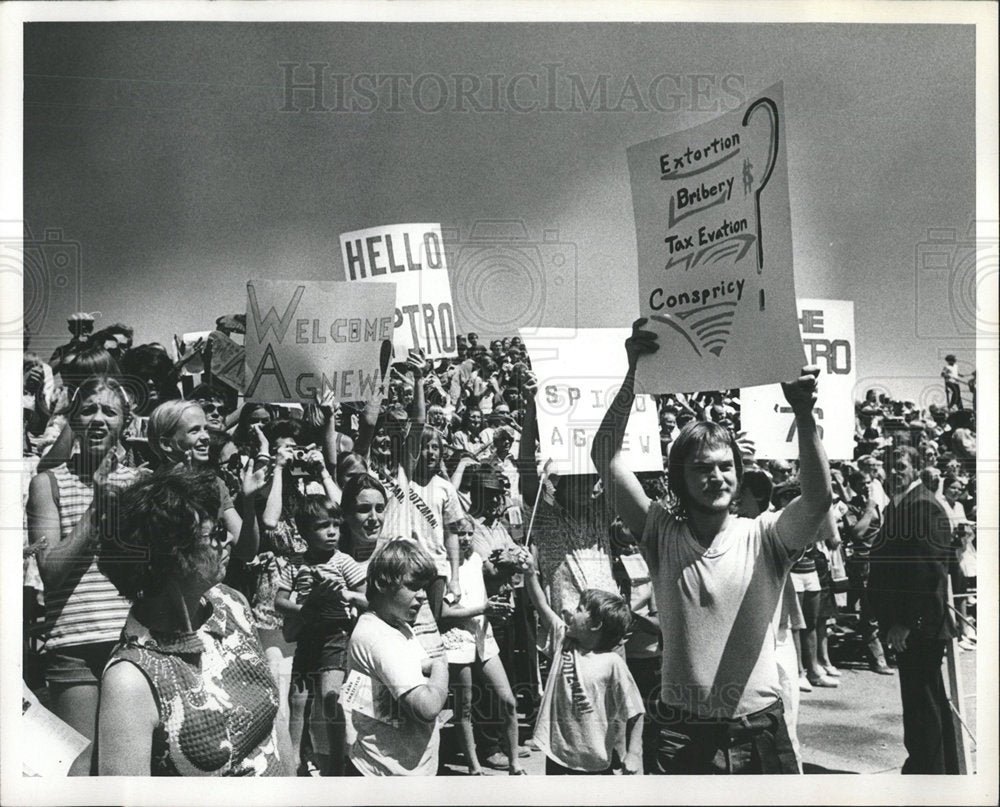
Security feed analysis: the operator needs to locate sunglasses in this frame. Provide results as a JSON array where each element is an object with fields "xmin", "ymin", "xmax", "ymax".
[
  {"xmin": 207, "ymin": 522, "xmax": 229, "ymax": 546},
  {"xmin": 198, "ymin": 402, "xmax": 225, "ymax": 415}
]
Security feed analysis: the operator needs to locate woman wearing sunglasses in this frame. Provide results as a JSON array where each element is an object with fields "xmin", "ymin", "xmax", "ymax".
[{"xmin": 96, "ymin": 467, "xmax": 293, "ymax": 775}]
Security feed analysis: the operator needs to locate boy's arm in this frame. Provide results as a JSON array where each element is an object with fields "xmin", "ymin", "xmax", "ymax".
[
  {"xmin": 623, "ymin": 714, "xmax": 644, "ymax": 775},
  {"xmin": 523, "ymin": 557, "xmax": 560, "ymax": 635},
  {"xmin": 398, "ymin": 656, "xmax": 449, "ymax": 723},
  {"xmin": 274, "ymin": 587, "xmax": 301, "ymax": 616}
]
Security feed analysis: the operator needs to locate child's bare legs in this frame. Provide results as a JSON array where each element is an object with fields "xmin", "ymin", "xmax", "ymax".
[
  {"xmin": 451, "ymin": 663, "xmax": 483, "ymax": 774},
  {"xmin": 479, "ymin": 656, "xmax": 524, "ymax": 774},
  {"xmin": 817, "ymin": 621, "xmax": 837, "ymax": 673},
  {"xmin": 287, "ymin": 676, "xmax": 310, "ymax": 774},
  {"xmin": 320, "ymin": 669, "xmax": 346, "ymax": 776}
]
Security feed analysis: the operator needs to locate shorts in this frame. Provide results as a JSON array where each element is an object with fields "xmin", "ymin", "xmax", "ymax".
[
  {"xmin": 790, "ymin": 570, "xmax": 821, "ymax": 594},
  {"xmin": 292, "ymin": 629, "xmax": 349, "ymax": 676},
  {"xmin": 43, "ymin": 641, "xmax": 118, "ymax": 687}
]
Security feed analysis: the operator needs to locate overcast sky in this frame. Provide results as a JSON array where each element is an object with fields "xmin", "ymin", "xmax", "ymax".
[{"xmin": 22, "ymin": 21, "xmax": 978, "ymax": 404}]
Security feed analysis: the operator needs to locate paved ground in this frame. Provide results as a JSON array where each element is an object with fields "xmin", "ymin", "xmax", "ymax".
[{"xmin": 440, "ymin": 633, "xmax": 978, "ymax": 777}]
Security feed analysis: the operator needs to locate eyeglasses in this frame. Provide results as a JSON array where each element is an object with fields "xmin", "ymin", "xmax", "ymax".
[
  {"xmin": 205, "ymin": 522, "xmax": 229, "ymax": 546},
  {"xmin": 198, "ymin": 402, "xmax": 225, "ymax": 415}
]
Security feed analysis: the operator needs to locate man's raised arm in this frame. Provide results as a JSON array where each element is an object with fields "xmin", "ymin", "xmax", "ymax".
[
  {"xmin": 590, "ymin": 319, "xmax": 656, "ymax": 539},
  {"xmin": 775, "ymin": 366, "xmax": 833, "ymax": 550}
]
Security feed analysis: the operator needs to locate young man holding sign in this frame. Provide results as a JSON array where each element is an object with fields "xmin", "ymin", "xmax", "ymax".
[{"xmin": 591, "ymin": 319, "xmax": 832, "ymax": 775}]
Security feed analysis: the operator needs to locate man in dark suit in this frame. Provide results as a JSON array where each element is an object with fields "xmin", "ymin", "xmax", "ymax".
[{"xmin": 869, "ymin": 445, "xmax": 959, "ymax": 774}]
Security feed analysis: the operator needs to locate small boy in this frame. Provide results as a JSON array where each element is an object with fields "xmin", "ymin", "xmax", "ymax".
[
  {"xmin": 342, "ymin": 541, "xmax": 449, "ymax": 776},
  {"xmin": 275, "ymin": 495, "xmax": 367, "ymax": 776},
  {"xmin": 524, "ymin": 556, "xmax": 644, "ymax": 775}
]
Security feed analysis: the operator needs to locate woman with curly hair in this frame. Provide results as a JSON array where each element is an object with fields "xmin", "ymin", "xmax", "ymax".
[{"xmin": 96, "ymin": 467, "xmax": 292, "ymax": 775}]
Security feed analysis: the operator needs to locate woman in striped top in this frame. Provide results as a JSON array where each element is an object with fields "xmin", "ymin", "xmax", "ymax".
[{"xmin": 26, "ymin": 375, "xmax": 141, "ymax": 769}]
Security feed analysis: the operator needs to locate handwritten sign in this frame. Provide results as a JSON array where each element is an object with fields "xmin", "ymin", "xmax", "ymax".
[
  {"xmin": 244, "ymin": 280, "xmax": 395, "ymax": 403},
  {"xmin": 741, "ymin": 299, "xmax": 857, "ymax": 460},
  {"xmin": 340, "ymin": 222, "xmax": 457, "ymax": 360},
  {"xmin": 627, "ymin": 82, "xmax": 803, "ymax": 394},
  {"xmin": 520, "ymin": 328, "xmax": 662, "ymax": 476}
]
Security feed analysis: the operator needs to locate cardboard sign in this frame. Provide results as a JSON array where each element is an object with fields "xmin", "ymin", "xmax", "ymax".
[
  {"xmin": 520, "ymin": 328, "xmax": 662, "ymax": 475},
  {"xmin": 741, "ymin": 299, "xmax": 857, "ymax": 460},
  {"xmin": 177, "ymin": 330, "xmax": 212, "ymax": 375},
  {"xmin": 21, "ymin": 683, "xmax": 90, "ymax": 777},
  {"xmin": 244, "ymin": 280, "xmax": 395, "ymax": 403},
  {"xmin": 340, "ymin": 222, "xmax": 457, "ymax": 360},
  {"xmin": 206, "ymin": 330, "xmax": 245, "ymax": 391},
  {"xmin": 627, "ymin": 82, "xmax": 803, "ymax": 394}
]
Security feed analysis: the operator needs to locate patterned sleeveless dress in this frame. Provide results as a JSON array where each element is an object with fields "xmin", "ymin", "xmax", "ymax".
[{"xmin": 104, "ymin": 585, "xmax": 283, "ymax": 776}]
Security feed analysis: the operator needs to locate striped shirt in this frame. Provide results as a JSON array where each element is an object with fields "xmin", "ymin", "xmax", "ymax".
[{"xmin": 42, "ymin": 462, "xmax": 138, "ymax": 650}]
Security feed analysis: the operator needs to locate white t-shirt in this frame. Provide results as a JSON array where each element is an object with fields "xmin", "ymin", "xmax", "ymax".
[
  {"xmin": 344, "ymin": 612, "xmax": 439, "ymax": 776},
  {"xmin": 440, "ymin": 552, "xmax": 500, "ymax": 665},
  {"xmin": 381, "ymin": 469, "xmax": 466, "ymax": 579},
  {"xmin": 532, "ymin": 621, "xmax": 644, "ymax": 772},
  {"xmin": 641, "ymin": 503, "xmax": 797, "ymax": 719}
]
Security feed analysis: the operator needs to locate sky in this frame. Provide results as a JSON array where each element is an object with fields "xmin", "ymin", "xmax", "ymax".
[
  {"xmin": 19, "ymin": 20, "xmax": 982, "ymax": 406},
  {"xmin": 3, "ymin": 7, "xmax": 998, "ymax": 806}
]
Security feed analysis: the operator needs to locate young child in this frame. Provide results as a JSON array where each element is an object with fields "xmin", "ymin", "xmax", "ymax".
[
  {"xmin": 439, "ymin": 517, "xmax": 524, "ymax": 775},
  {"xmin": 275, "ymin": 495, "xmax": 367, "ymax": 776},
  {"xmin": 524, "ymin": 555, "xmax": 644, "ymax": 775},
  {"xmin": 342, "ymin": 540, "xmax": 449, "ymax": 776}
]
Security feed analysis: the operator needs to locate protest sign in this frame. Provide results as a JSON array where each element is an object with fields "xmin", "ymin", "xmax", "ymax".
[
  {"xmin": 741, "ymin": 299, "xmax": 857, "ymax": 460},
  {"xmin": 21, "ymin": 683, "xmax": 90, "ymax": 776},
  {"xmin": 627, "ymin": 82, "xmax": 803, "ymax": 394},
  {"xmin": 520, "ymin": 328, "xmax": 661, "ymax": 475},
  {"xmin": 244, "ymin": 279, "xmax": 395, "ymax": 403},
  {"xmin": 176, "ymin": 330, "xmax": 211, "ymax": 375},
  {"xmin": 206, "ymin": 330, "xmax": 245, "ymax": 391},
  {"xmin": 340, "ymin": 222, "xmax": 457, "ymax": 360}
]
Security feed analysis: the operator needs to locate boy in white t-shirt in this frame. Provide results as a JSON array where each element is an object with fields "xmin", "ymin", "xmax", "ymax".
[
  {"xmin": 342, "ymin": 541, "xmax": 448, "ymax": 776},
  {"xmin": 524, "ymin": 555, "xmax": 644, "ymax": 775}
]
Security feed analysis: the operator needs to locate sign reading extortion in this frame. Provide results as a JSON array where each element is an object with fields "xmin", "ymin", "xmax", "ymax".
[
  {"xmin": 627, "ymin": 82, "xmax": 803, "ymax": 394},
  {"xmin": 520, "ymin": 328, "xmax": 662, "ymax": 476},
  {"xmin": 340, "ymin": 222, "xmax": 457, "ymax": 360},
  {"xmin": 741, "ymin": 299, "xmax": 857, "ymax": 460},
  {"xmin": 244, "ymin": 279, "xmax": 395, "ymax": 403}
]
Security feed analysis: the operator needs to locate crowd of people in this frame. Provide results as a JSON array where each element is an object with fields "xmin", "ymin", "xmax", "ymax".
[{"xmin": 20, "ymin": 311, "xmax": 978, "ymax": 776}]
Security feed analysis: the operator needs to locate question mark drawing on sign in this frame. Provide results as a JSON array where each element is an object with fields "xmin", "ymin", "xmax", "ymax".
[{"xmin": 741, "ymin": 96, "xmax": 778, "ymax": 310}]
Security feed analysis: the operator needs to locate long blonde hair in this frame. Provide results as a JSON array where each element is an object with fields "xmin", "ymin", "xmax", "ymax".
[{"xmin": 147, "ymin": 399, "xmax": 203, "ymax": 461}]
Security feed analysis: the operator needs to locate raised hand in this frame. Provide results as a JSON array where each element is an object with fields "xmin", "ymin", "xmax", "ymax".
[
  {"xmin": 734, "ymin": 430, "xmax": 757, "ymax": 463},
  {"xmin": 250, "ymin": 422, "xmax": 269, "ymax": 457},
  {"xmin": 274, "ymin": 443, "xmax": 294, "ymax": 468},
  {"xmin": 405, "ymin": 348, "xmax": 428, "ymax": 379},
  {"xmin": 781, "ymin": 365, "xmax": 821, "ymax": 416},
  {"xmin": 241, "ymin": 454, "xmax": 269, "ymax": 499},
  {"xmin": 315, "ymin": 386, "xmax": 337, "ymax": 422},
  {"xmin": 625, "ymin": 317, "xmax": 659, "ymax": 369}
]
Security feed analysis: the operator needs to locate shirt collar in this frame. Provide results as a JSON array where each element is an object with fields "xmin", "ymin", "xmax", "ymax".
[{"xmin": 122, "ymin": 593, "xmax": 226, "ymax": 656}]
